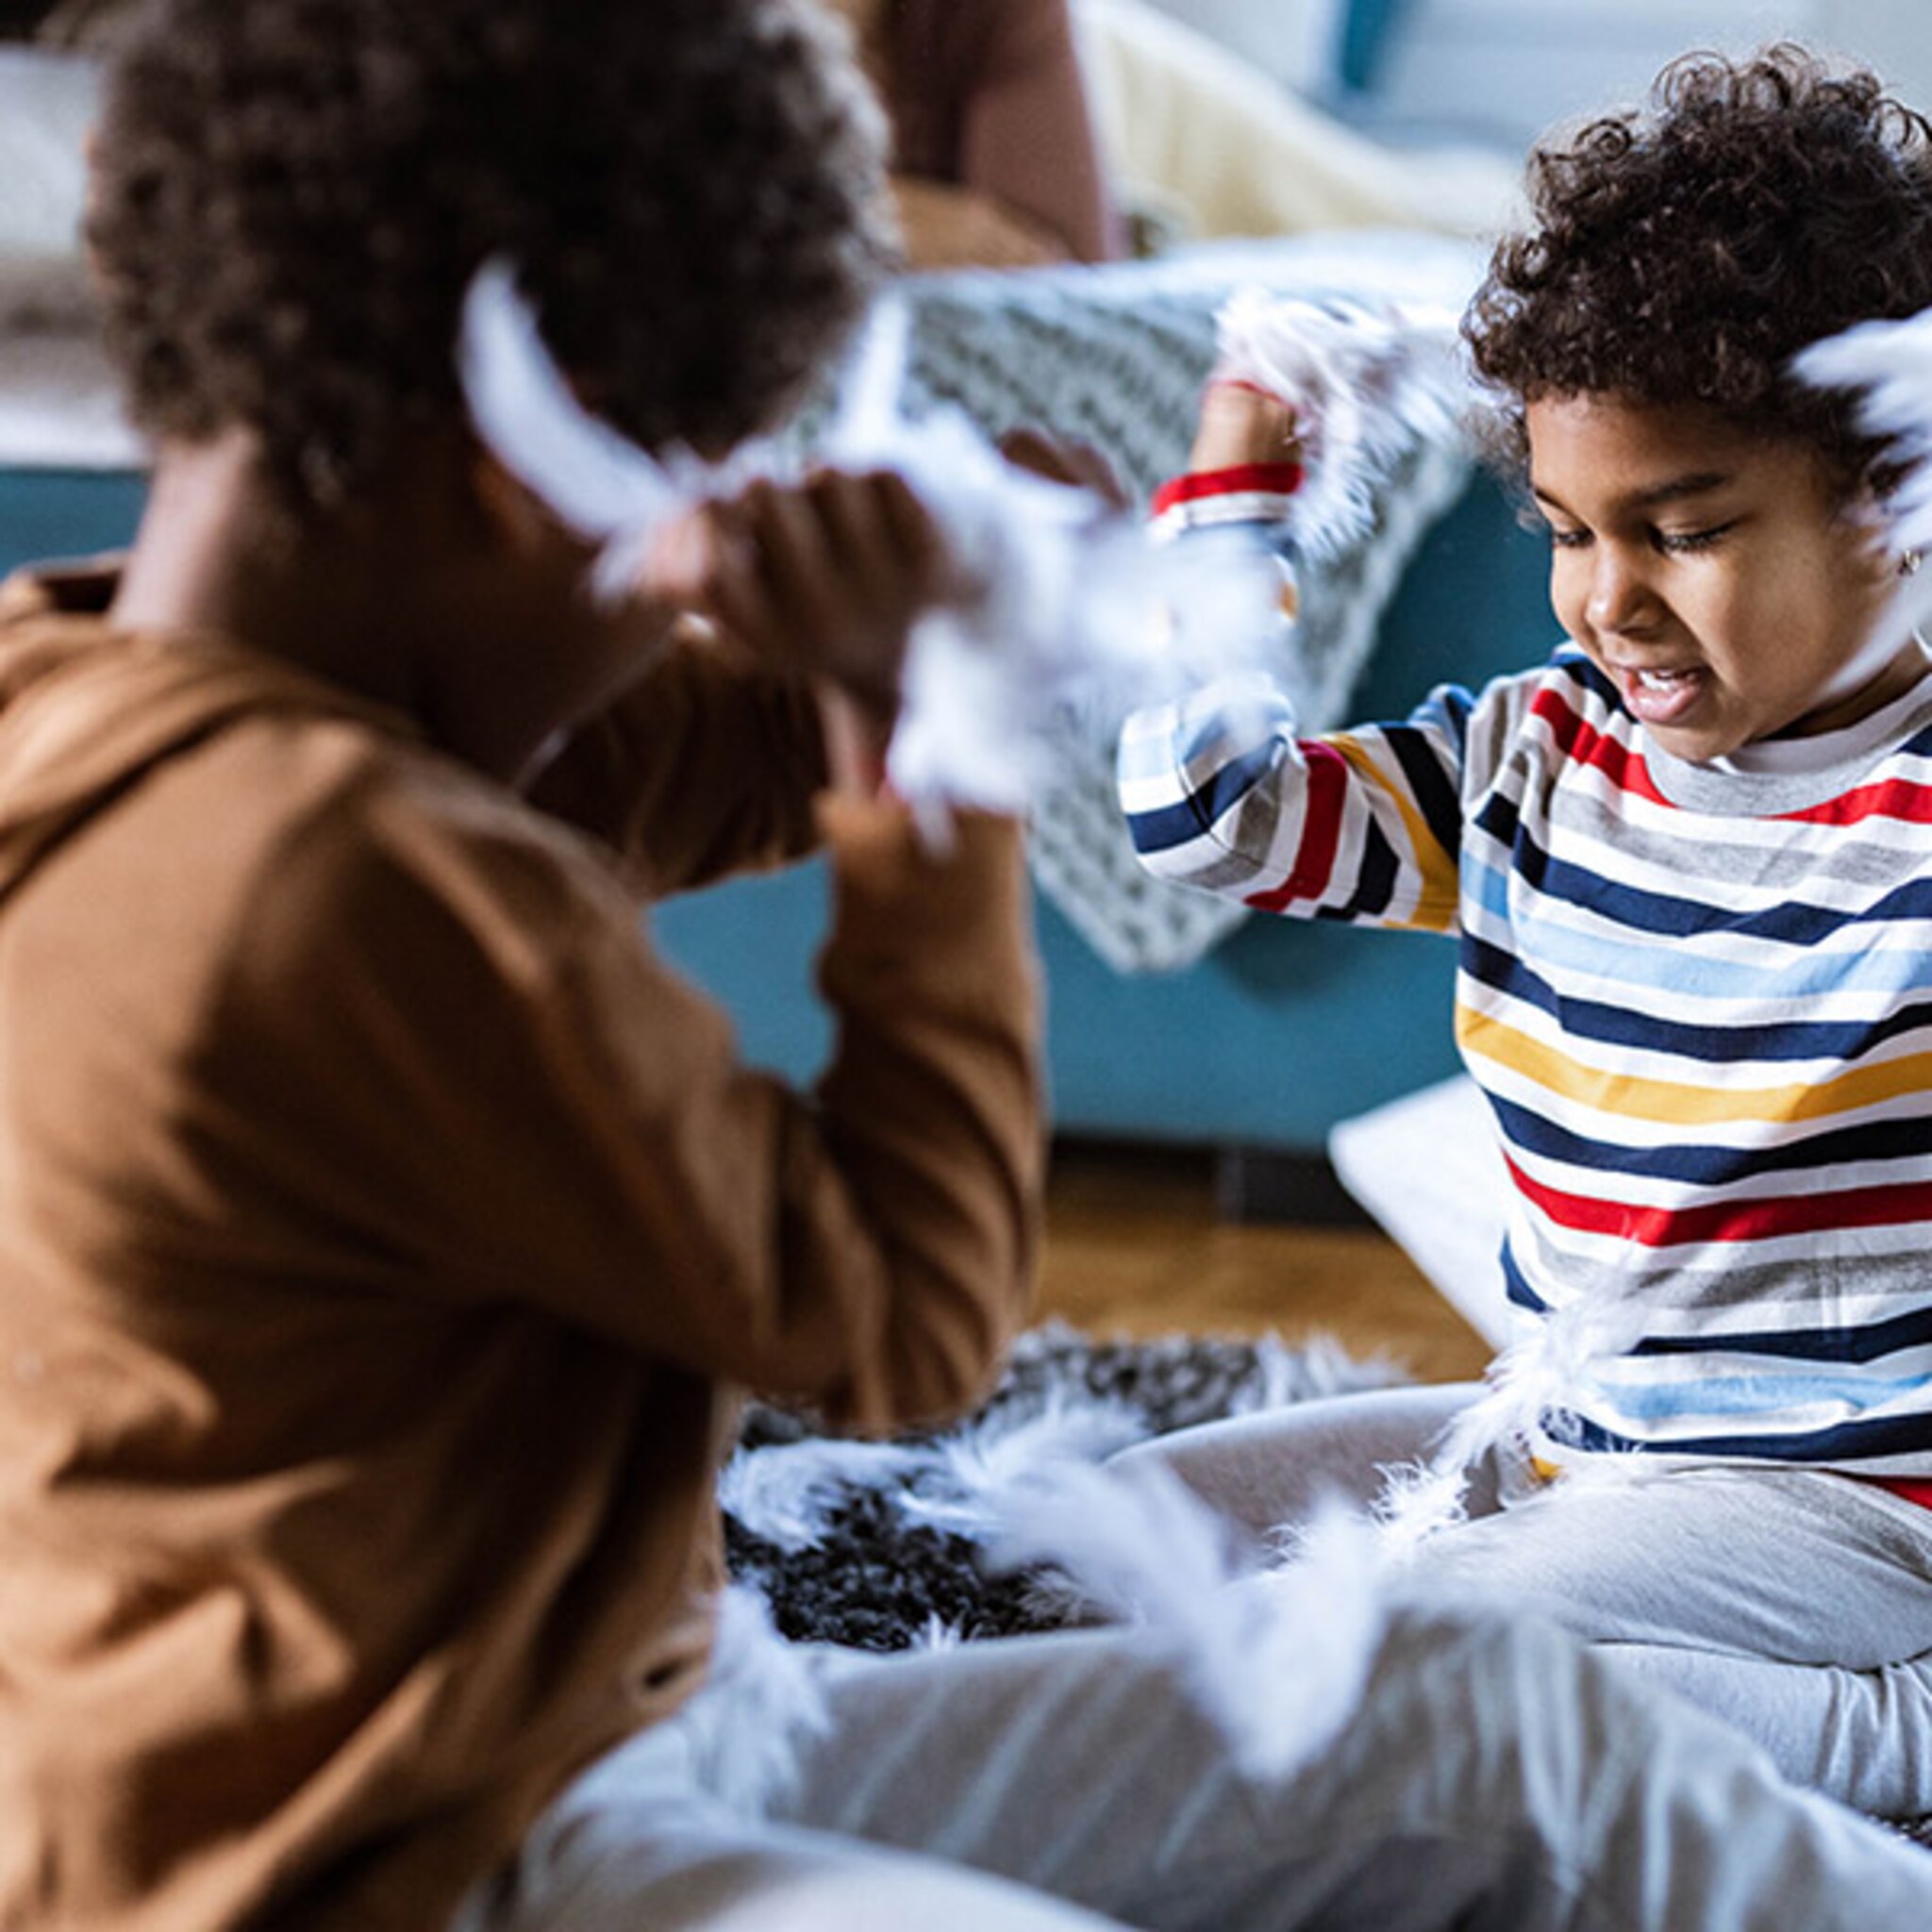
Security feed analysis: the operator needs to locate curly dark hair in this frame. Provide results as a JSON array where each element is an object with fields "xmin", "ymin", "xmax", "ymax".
[
  {"xmin": 1463, "ymin": 44, "xmax": 1932, "ymax": 493},
  {"xmin": 86, "ymin": 0, "xmax": 892, "ymax": 510}
]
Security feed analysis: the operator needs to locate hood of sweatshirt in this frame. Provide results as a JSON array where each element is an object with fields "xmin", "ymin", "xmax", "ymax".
[{"xmin": 0, "ymin": 565, "xmax": 417, "ymax": 912}]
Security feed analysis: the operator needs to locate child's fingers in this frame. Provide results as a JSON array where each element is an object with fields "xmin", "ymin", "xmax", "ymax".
[
  {"xmin": 639, "ymin": 506, "xmax": 710, "ymax": 606},
  {"xmin": 817, "ymin": 684, "xmax": 895, "ymax": 799},
  {"xmin": 808, "ymin": 469, "xmax": 941, "ymax": 608},
  {"xmin": 868, "ymin": 471, "xmax": 952, "ymax": 602},
  {"xmin": 741, "ymin": 477, "xmax": 844, "ymax": 653},
  {"xmin": 997, "ymin": 427, "xmax": 1130, "ymax": 508},
  {"xmin": 872, "ymin": 470, "xmax": 942, "ymax": 560},
  {"xmin": 788, "ymin": 467, "xmax": 948, "ymax": 658},
  {"xmin": 1190, "ymin": 381, "xmax": 1303, "ymax": 471},
  {"xmin": 647, "ymin": 470, "xmax": 948, "ymax": 701},
  {"xmin": 808, "ymin": 468, "xmax": 887, "ymax": 582},
  {"xmin": 702, "ymin": 561, "xmax": 784, "ymax": 658},
  {"xmin": 791, "ymin": 473, "xmax": 922, "ymax": 707}
]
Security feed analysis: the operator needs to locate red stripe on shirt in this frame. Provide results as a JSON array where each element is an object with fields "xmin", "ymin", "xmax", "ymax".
[
  {"xmin": 1858, "ymin": 1475, "xmax": 1932, "ymax": 1511},
  {"xmin": 1506, "ymin": 1154, "xmax": 1932, "ymax": 1248},
  {"xmin": 1246, "ymin": 740, "xmax": 1345, "ymax": 911},
  {"xmin": 1779, "ymin": 775, "xmax": 1932, "ymax": 828},
  {"xmin": 1530, "ymin": 688, "xmax": 1672, "ymax": 807}
]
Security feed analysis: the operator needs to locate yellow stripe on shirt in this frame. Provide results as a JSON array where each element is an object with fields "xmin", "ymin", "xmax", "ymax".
[
  {"xmin": 1457, "ymin": 1006, "xmax": 1932, "ymax": 1128},
  {"xmin": 1332, "ymin": 733, "xmax": 1459, "ymax": 934}
]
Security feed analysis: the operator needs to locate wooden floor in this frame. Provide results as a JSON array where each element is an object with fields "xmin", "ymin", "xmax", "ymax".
[{"xmin": 1035, "ymin": 1141, "xmax": 1491, "ymax": 1387}]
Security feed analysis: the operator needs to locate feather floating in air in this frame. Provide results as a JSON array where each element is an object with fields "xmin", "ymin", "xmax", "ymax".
[
  {"xmin": 1793, "ymin": 310, "xmax": 1932, "ymax": 684},
  {"xmin": 988, "ymin": 1457, "xmax": 1389, "ymax": 1782}
]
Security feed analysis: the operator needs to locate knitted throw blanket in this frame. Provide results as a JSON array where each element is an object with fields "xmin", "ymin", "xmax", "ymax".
[{"xmin": 877, "ymin": 238, "xmax": 1481, "ymax": 975}]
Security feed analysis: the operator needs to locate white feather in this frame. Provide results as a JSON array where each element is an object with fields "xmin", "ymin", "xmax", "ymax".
[
  {"xmin": 987, "ymin": 1459, "xmax": 1389, "ymax": 1781},
  {"xmin": 1243, "ymin": 1329, "xmax": 1405, "ymax": 1413},
  {"xmin": 1370, "ymin": 1452, "xmax": 1480, "ymax": 1570},
  {"xmin": 693, "ymin": 1586, "xmax": 834, "ymax": 1814},
  {"xmin": 458, "ymin": 259, "xmax": 687, "ymax": 547},
  {"xmin": 1210, "ymin": 291, "xmax": 1474, "ymax": 561},
  {"xmin": 1794, "ymin": 309, "xmax": 1932, "ymax": 661},
  {"xmin": 717, "ymin": 1435, "xmax": 926, "ymax": 1554},
  {"xmin": 898, "ymin": 1393, "xmax": 1152, "ymax": 1538},
  {"xmin": 822, "ymin": 289, "xmax": 914, "ymax": 452},
  {"xmin": 723, "ymin": 1385, "xmax": 1153, "ymax": 1556},
  {"xmin": 457, "ymin": 265, "xmax": 1287, "ymax": 814},
  {"xmin": 816, "ymin": 299, "xmax": 1289, "ymax": 812},
  {"xmin": 1372, "ymin": 1295, "xmax": 1652, "ymax": 1559},
  {"xmin": 908, "ymin": 1613, "xmax": 968, "ymax": 1652}
]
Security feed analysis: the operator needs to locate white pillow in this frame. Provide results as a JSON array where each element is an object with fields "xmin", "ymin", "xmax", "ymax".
[
  {"xmin": 0, "ymin": 46, "xmax": 102, "ymax": 329},
  {"xmin": 1328, "ymin": 1074, "xmax": 1518, "ymax": 1349}
]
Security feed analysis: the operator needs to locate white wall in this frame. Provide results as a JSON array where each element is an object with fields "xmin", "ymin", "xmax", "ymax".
[
  {"xmin": 1813, "ymin": 0, "xmax": 1932, "ymax": 109},
  {"xmin": 1131, "ymin": 0, "xmax": 1343, "ymax": 95},
  {"xmin": 1136, "ymin": 0, "xmax": 1932, "ymax": 151},
  {"xmin": 1367, "ymin": 0, "xmax": 1828, "ymax": 149}
]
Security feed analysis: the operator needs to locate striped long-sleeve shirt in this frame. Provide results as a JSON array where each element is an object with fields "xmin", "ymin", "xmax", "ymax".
[{"xmin": 1120, "ymin": 489, "xmax": 1932, "ymax": 1473}]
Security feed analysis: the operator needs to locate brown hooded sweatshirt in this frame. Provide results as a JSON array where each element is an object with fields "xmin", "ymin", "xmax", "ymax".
[{"xmin": 0, "ymin": 569, "xmax": 1042, "ymax": 1931}]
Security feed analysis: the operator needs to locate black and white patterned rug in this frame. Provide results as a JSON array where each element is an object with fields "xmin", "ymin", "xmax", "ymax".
[{"xmin": 722, "ymin": 1321, "xmax": 1399, "ymax": 1650}]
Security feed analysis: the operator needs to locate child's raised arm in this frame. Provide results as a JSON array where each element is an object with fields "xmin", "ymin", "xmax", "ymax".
[
  {"xmin": 649, "ymin": 466, "xmax": 952, "ymax": 800},
  {"xmin": 525, "ymin": 468, "xmax": 954, "ymax": 895},
  {"xmin": 1118, "ymin": 338, "xmax": 1481, "ymax": 937}
]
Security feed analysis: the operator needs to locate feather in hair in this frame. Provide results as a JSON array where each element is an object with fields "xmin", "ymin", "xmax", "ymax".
[{"xmin": 458, "ymin": 259, "xmax": 693, "ymax": 593}]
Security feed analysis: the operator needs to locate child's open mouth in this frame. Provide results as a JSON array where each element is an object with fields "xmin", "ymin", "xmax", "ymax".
[{"xmin": 1619, "ymin": 664, "xmax": 1707, "ymax": 727}]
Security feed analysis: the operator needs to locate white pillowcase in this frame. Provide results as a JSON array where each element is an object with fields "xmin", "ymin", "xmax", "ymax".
[
  {"xmin": 0, "ymin": 46, "xmax": 102, "ymax": 330},
  {"xmin": 1328, "ymin": 1074, "xmax": 1518, "ymax": 1350}
]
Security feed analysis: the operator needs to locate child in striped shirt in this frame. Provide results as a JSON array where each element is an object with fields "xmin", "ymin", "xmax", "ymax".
[{"xmin": 1116, "ymin": 44, "xmax": 1932, "ymax": 1822}]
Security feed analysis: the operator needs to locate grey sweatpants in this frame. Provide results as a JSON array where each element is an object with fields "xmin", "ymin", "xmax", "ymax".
[
  {"xmin": 452, "ymin": 1601, "xmax": 1932, "ymax": 1931},
  {"xmin": 1112, "ymin": 1384, "xmax": 1932, "ymax": 1818}
]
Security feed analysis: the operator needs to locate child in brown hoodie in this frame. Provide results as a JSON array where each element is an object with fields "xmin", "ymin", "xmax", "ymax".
[{"xmin": 7, "ymin": 2, "xmax": 1932, "ymax": 1929}]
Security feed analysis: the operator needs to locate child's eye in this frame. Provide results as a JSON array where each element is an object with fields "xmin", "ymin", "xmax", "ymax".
[
  {"xmin": 1655, "ymin": 522, "xmax": 1736, "ymax": 556},
  {"xmin": 1544, "ymin": 525, "xmax": 1591, "ymax": 551}
]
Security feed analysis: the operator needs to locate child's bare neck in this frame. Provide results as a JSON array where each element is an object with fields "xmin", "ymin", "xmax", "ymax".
[
  {"xmin": 112, "ymin": 430, "xmax": 423, "ymax": 697},
  {"xmin": 107, "ymin": 430, "xmax": 547, "ymax": 778},
  {"xmin": 107, "ymin": 430, "xmax": 658, "ymax": 786}
]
